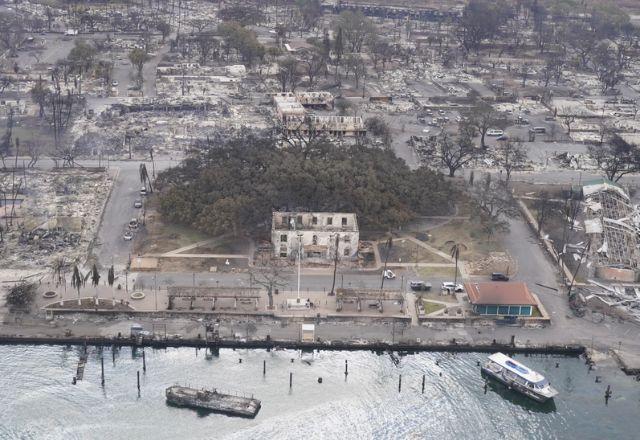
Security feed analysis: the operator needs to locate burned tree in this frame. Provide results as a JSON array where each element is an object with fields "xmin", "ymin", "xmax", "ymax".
[
  {"xmin": 587, "ymin": 135, "xmax": 640, "ymax": 182},
  {"xmin": 0, "ymin": 12, "xmax": 25, "ymax": 58},
  {"xmin": 471, "ymin": 181, "xmax": 518, "ymax": 239},
  {"xmin": 195, "ymin": 32, "xmax": 219, "ymax": 65},
  {"xmin": 496, "ymin": 138, "xmax": 527, "ymax": 183},
  {"xmin": 0, "ymin": 108, "xmax": 13, "ymax": 168},
  {"xmin": 250, "ymin": 262, "xmax": 290, "ymax": 310},
  {"xmin": 592, "ymin": 41, "xmax": 629, "ymax": 93},
  {"xmin": 30, "ymin": 76, "xmax": 47, "ymax": 118},
  {"xmin": 533, "ymin": 191, "xmax": 551, "ymax": 234},
  {"xmin": 5, "ymin": 282, "xmax": 38, "ymax": 309},
  {"xmin": 43, "ymin": 69, "xmax": 76, "ymax": 161},
  {"xmin": 464, "ymin": 103, "xmax": 501, "ymax": 149},
  {"xmin": 277, "ymin": 57, "xmax": 300, "ymax": 93},
  {"xmin": 436, "ymin": 132, "xmax": 478, "ymax": 177},
  {"xmin": 129, "ymin": 48, "xmax": 150, "ymax": 88},
  {"xmin": 301, "ymin": 49, "xmax": 325, "ymax": 88}
]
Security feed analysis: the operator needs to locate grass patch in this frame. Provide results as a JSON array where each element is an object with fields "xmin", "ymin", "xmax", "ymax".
[
  {"xmin": 414, "ymin": 266, "xmax": 459, "ymax": 279},
  {"xmin": 422, "ymin": 300, "xmax": 446, "ymax": 314},
  {"xmin": 424, "ymin": 218, "xmax": 501, "ymax": 261},
  {"xmin": 415, "ymin": 290, "xmax": 458, "ymax": 303}
]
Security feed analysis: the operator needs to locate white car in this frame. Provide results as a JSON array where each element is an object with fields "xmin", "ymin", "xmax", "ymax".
[
  {"xmin": 486, "ymin": 129, "xmax": 504, "ymax": 137},
  {"xmin": 383, "ymin": 269, "xmax": 396, "ymax": 280},
  {"xmin": 441, "ymin": 282, "xmax": 464, "ymax": 293},
  {"xmin": 123, "ymin": 230, "xmax": 134, "ymax": 241}
]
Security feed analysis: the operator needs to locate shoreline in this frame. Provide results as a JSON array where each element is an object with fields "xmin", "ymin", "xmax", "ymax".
[{"xmin": 0, "ymin": 334, "xmax": 586, "ymax": 356}]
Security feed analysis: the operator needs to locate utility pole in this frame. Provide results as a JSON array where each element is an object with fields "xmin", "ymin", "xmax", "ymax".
[
  {"xmin": 380, "ymin": 237, "xmax": 393, "ymax": 289},
  {"xmin": 567, "ymin": 239, "xmax": 591, "ymax": 297},
  {"xmin": 330, "ymin": 234, "xmax": 339, "ymax": 296}
]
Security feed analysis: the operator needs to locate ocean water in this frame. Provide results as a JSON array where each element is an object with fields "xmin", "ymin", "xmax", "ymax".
[{"xmin": 0, "ymin": 345, "xmax": 638, "ymax": 439}]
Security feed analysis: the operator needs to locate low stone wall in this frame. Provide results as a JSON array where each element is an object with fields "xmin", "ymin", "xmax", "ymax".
[{"xmin": 595, "ymin": 266, "xmax": 638, "ymax": 282}]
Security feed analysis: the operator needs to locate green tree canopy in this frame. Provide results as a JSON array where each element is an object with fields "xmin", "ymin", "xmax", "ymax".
[{"xmin": 156, "ymin": 136, "xmax": 454, "ymax": 237}]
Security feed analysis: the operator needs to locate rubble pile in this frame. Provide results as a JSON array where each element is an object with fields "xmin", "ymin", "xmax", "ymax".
[
  {"xmin": 578, "ymin": 282, "xmax": 640, "ymax": 323},
  {"xmin": 19, "ymin": 227, "xmax": 81, "ymax": 252},
  {"xmin": 466, "ymin": 252, "xmax": 514, "ymax": 276},
  {"xmin": 0, "ymin": 168, "xmax": 112, "ymax": 269}
]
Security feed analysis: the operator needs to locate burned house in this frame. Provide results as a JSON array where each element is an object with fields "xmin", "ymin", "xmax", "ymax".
[
  {"xmin": 271, "ymin": 212, "xmax": 359, "ymax": 263},
  {"xmin": 583, "ymin": 179, "xmax": 639, "ymax": 282}
]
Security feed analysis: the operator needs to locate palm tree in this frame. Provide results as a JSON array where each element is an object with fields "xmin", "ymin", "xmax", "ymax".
[
  {"xmin": 91, "ymin": 263, "xmax": 100, "ymax": 305},
  {"xmin": 149, "ymin": 147, "xmax": 156, "ymax": 179},
  {"xmin": 71, "ymin": 264, "xmax": 84, "ymax": 306},
  {"xmin": 107, "ymin": 265, "xmax": 115, "ymax": 306},
  {"xmin": 446, "ymin": 241, "xmax": 468, "ymax": 287}
]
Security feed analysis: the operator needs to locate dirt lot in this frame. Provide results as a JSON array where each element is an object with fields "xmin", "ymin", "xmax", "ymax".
[
  {"xmin": 383, "ymin": 238, "xmax": 450, "ymax": 264},
  {"xmin": 133, "ymin": 197, "xmax": 209, "ymax": 256}
]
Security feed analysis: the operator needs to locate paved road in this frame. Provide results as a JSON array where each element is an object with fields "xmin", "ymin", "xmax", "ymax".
[
  {"xmin": 133, "ymin": 269, "xmax": 419, "ymax": 292},
  {"xmin": 92, "ymin": 158, "xmax": 176, "ymax": 269}
]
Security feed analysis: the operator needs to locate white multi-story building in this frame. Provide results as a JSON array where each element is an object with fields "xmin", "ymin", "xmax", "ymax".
[{"xmin": 271, "ymin": 212, "xmax": 359, "ymax": 263}]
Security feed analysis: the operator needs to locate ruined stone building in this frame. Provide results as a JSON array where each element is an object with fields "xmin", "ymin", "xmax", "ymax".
[
  {"xmin": 271, "ymin": 212, "xmax": 359, "ymax": 263},
  {"xmin": 583, "ymin": 179, "xmax": 639, "ymax": 282},
  {"xmin": 272, "ymin": 93, "xmax": 365, "ymax": 137}
]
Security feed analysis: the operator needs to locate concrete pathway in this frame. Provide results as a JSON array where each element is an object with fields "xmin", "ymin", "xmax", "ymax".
[
  {"xmin": 160, "ymin": 238, "xmax": 219, "ymax": 256},
  {"xmin": 148, "ymin": 253, "xmax": 249, "ymax": 259},
  {"xmin": 405, "ymin": 292, "xmax": 419, "ymax": 326},
  {"xmin": 401, "ymin": 235, "xmax": 455, "ymax": 262}
]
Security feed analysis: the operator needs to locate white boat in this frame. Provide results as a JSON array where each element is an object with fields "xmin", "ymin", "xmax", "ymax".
[{"xmin": 481, "ymin": 353, "xmax": 559, "ymax": 403}]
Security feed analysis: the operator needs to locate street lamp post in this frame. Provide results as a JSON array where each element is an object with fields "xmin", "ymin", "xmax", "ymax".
[
  {"xmin": 296, "ymin": 230, "xmax": 303, "ymax": 303},
  {"xmin": 154, "ymin": 272, "xmax": 158, "ymax": 311}
]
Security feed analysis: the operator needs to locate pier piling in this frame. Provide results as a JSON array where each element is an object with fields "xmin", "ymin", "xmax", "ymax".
[
  {"xmin": 263, "ymin": 360, "xmax": 266, "ymax": 376},
  {"xmin": 289, "ymin": 372, "xmax": 293, "ymax": 389},
  {"xmin": 344, "ymin": 360, "xmax": 348, "ymax": 376},
  {"xmin": 112, "ymin": 346, "xmax": 115, "ymax": 365},
  {"xmin": 421, "ymin": 374, "xmax": 425, "ymax": 394},
  {"xmin": 605, "ymin": 385, "xmax": 612, "ymax": 405},
  {"xmin": 101, "ymin": 355, "xmax": 105, "ymax": 387},
  {"xmin": 398, "ymin": 375, "xmax": 402, "ymax": 393},
  {"xmin": 137, "ymin": 370, "xmax": 141, "ymax": 397},
  {"xmin": 142, "ymin": 350, "xmax": 146, "ymax": 373}
]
